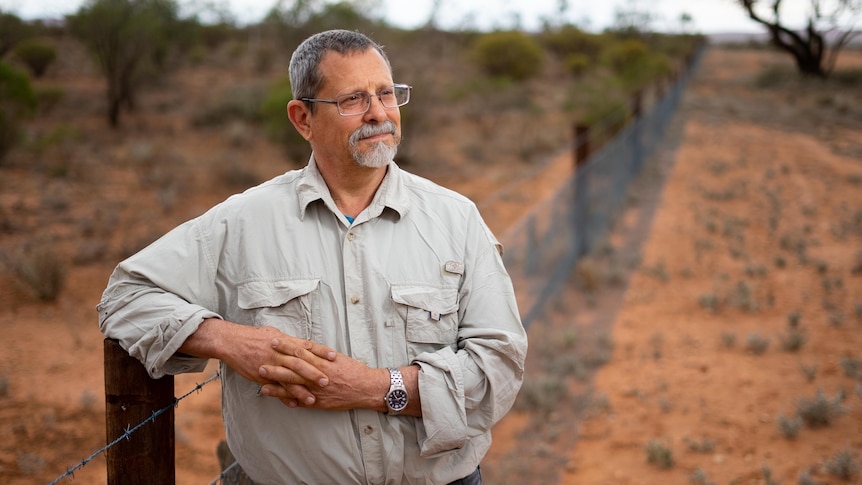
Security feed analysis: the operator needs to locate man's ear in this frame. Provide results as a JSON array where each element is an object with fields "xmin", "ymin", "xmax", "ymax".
[{"xmin": 287, "ymin": 100, "xmax": 313, "ymax": 141}]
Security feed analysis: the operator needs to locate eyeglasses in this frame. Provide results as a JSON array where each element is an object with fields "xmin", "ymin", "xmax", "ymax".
[{"xmin": 301, "ymin": 84, "xmax": 412, "ymax": 116}]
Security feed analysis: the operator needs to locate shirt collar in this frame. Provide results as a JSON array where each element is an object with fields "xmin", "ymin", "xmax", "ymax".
[{"xmin": 297, "ymin": 155, "xmax": 410, "ymax": 222}]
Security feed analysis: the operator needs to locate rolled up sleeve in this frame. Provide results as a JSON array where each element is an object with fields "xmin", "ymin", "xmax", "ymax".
[
  {"xmin": 412, "ymin": 236, "xmax": 527, "ymax": 456},
  {"xmin": 97, "ymin": 218, "xmax": 221, "ymax": 379}
]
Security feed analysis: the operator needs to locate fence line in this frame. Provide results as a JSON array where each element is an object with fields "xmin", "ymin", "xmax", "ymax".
[
  {"xmin": 44, "ymin": 45, "xmax": 703, "ymax": 485},
  {"xmin": 46, "ymin": 342, "xmax": 220, "ymax": 485},
  {"xmin": 501, "ymin": 46, "xmax": 702, "ymax": 329}
]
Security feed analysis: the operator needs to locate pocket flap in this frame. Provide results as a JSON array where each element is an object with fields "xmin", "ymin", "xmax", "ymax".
[
  {"xmin": 390, "ymin": 286, "xmax": 458, "ymax": 314},
  {"xmin": 237, "ymin": 279, "xmax": 320, "ymax": 309}
]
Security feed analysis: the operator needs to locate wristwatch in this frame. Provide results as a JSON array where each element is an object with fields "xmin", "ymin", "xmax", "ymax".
[{"xmin": 385, "ymin": 368, "xmax": 408, "ymax": 415}]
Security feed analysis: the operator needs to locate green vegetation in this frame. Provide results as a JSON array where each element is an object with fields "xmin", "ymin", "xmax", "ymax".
[
  {"xmin": 644, "ymin": 439, "xmax": 674, "ymax": 469},
  {"xmin": 13, "ymin": 40, "xmax": 57, "ymax": 77},
  {"xmin": 260, "ymin": 77, "xmax": 309, "ymax": 164},
  {"xmin": 0, "ymin": 60, "xmax": 37, "ymax": 163},
  {"xmin": 68, "ymin": 0, "xmax": 187, "ymax": 127},
  {"xmin": 470, "ymin": 30, "xmax": 545, "ymax": 82}
]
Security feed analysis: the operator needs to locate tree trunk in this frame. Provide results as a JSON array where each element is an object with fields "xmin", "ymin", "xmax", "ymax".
[{"xmin": 740, "ymin": 0, "xmax": 828, "ymax": 78}]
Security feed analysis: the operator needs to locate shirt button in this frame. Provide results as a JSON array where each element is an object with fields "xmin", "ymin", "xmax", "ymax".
[
  {"xmin": 350, "ymin": 296, "xmax": 360, "ymax": 304},
  {"xmin": 347, "ymin": 233, "xmax": 356, "ymax": 241},
  {"xmin": 364, "ymin": 425, "xmax": 374, "ymax": 434}
]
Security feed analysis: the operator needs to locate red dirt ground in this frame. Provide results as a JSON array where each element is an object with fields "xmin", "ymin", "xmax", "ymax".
[{"xmin": 2, "ymin": 45, "xmax": 861, "ymax": 485}]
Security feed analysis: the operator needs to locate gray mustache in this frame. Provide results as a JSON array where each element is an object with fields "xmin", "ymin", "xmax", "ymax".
[{"xmin": 350, "ymin": 121, "xmax": 397, "ymax": 145}]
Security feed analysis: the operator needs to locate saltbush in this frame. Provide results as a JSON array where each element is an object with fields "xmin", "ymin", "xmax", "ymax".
[{"xmin": 471, "ymin": 30, "xmax": 544, "ymax": 82}]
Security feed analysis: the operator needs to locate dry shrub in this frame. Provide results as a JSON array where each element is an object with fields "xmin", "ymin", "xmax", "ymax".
[{"xmin": 2, "ymin": 242, "xmax": 67, "ymax": 301}]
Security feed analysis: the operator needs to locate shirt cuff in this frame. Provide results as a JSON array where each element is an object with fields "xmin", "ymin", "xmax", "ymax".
[{"xmin": 413, "ymin": 348, "xmax": 467, "ymax": 456}]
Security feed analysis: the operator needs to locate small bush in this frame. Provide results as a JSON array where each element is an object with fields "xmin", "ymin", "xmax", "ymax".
[
  {"xmin": 840, "ymin": 357, "xmax": 862, "ymax": 380},
  {"xmin": 721, "ymin": 331, "xmax": 736, "ymax": 348},
  {"xmin": 824, "ymin": 448, "xmax": 860, "ymax": 480},
  {"xmin": 600, "ymin": 38, "xmax": 671, "ymax": 91},
  {"xmin": 745, "ymin": 333, "xmax": 770, "ymax": 355},
  {"xmin": 780, "ymin": 327, "xmax": 806, "ymax": 352},
  {"xmin": 796, "ymin": 388, "xmax": 846, "ymax": 428},
  {"xmin": 541, "ymin": 25, "xmax": 603, "ymax": 60},
  {"xmin": 777, "ymin": 413, "xmax": 802, "ymax": 439},
  {"xmin": 4, "ymin": 242, "xmax": 67, "ymax": 301},
  {"xmin": 689, "ymin": 468, "xmax": 716, "ymax": 485},
  {"xmin": 471, "ymin": 30, "xmax": 544, "ymax": 82},
  {"xmin": 14, "ymin": 40, "xmax": 57, "ymax": 78},
  {"xmin": 645, "ymin": 439, "xmax": 674, "ymax": 469},
  {"xmin": 564, "ymin": 53, "xmax": 590, "ymax": 77},
  {"xmin": 685, "ymin": 437, "xmax": 716, "ymax": 453},
  {"xmin": 799, "ymin": 363, "xmax": 817, "ymax": 382}
]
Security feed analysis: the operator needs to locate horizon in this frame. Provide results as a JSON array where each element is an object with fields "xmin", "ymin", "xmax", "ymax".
[{"xmin": 0, "ymin": 0, "xmax": 818, "ymax": 35}]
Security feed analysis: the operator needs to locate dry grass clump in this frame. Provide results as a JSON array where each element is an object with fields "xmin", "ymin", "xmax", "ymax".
[
  {"xmin": 1, "ymin": 242, "xmax": 67, "ymax": 301},
  {"xmin": 644, "ymin": 439, "xmax": 674, "ymax": 469},
  {"xmin": 796, "ymin": 388, "xmax": 847, "ymax": 428}
]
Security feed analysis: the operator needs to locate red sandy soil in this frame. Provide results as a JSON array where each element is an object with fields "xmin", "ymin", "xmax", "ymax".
[
  {"xmin": 484, "ymin": 47, "xmax": 862, "ymax": 485},
  {"xmin": 2, "ymin": 44, "xmax": 861, "ymax": 485}
]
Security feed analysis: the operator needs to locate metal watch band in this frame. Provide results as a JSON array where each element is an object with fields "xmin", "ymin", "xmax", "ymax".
[
  {"xmin": 386, "ymin": 367, "xmax": 408, "ymax": 414},
  {"xmin": 389, "ymin": 367, "xmax": 403, "ymax": 388}
]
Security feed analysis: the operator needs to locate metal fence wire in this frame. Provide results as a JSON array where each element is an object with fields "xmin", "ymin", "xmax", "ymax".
[
  {"xmin": 501, "ymin": 47, "xmax": 701, "ymax": 329},
  {"xmin": 212, "ymin": 47, "xmax": 703, "ymax": 484},
  {"xmin": 45, "ymin": 45, "xmax": 702, "ymax": 485}
]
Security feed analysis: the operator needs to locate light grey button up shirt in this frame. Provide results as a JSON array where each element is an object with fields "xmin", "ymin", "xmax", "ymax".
[{"xmin": 97, "ymin": 158, "xmax": 527, "ymax": 485}]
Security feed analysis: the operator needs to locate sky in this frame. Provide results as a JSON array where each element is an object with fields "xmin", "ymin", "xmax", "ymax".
[{"xmin": 1, "ymin": 0, "xmax": 815, "ymax": 34}]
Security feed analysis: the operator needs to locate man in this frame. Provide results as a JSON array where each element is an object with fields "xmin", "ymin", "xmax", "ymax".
[{"xmin": 98, "ymin": 29, "xmax": 527, "ymax": 485}]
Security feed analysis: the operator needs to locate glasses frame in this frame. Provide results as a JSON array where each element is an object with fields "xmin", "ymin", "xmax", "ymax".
[{"xmin": 301, "ymin": 84, "xmax": 412, "ymax": 116}]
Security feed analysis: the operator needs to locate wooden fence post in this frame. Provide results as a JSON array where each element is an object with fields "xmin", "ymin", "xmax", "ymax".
[
  {"xmin": 631, "ymin": 90, "xmax": 643, "ymax": 119},
  {"xmin": 574, "ymin": 123, "xmax": 590, "ymax": 168},
  {"xmin": 104, "ymin": 338, "xmax": 175, "ymax": 485}
]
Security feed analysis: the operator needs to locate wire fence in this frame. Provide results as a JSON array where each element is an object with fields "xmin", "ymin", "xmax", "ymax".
[
  {"xmin": 46, "ymin": 371, "xmax": 221, "ymax": 485},
  {"xmin": 44, "ymin": 45, "xmax": 702, "ymax": 485},
  {"xmin": 501, "ymin": 47, "xmax": 702, "ymax": 329}
]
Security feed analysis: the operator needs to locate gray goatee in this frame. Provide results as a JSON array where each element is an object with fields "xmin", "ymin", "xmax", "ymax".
[{"xmin": 349, "ymin": 121, "xmax": 400, "ymax": 168}]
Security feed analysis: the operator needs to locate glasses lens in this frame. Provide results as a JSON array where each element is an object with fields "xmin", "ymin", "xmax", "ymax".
[
  {"xmin": 335, "ymin": 86, "xmax": 410, "ymax": 115},
  {"xmin": 393, "ymin": 85, "xmax": 410, "ymax": 107},
  {"xmin": 337, "ymin": 92, "xmax": 371, "ymax": 115}
]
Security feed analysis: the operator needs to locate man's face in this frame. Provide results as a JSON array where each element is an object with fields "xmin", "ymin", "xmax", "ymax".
[{"xmin": 307, "ymin": 48, "xmax": 402, "ymax": 169}]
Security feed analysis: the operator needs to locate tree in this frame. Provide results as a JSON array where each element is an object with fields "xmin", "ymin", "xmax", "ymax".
[
  {"xmin": 0, "ymin": 11, "xmax": 33, "ymax": 58},
  {"xmin": 68, "ymin": 0, "xmax": 181, "ymax": 127},
  {"xmin": 609, "ymin": 0, "xmax": 656, "ymax": 37},
  {"xmin": 737, "ymin": 0, "xmax": 862, "ymax": 77}
]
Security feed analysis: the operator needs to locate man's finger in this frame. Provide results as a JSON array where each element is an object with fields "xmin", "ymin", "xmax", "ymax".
[
  {"xmin": 272, "ymin": 338, "xmax": 336, "ymax": 362},
  {"xmin": 261, "ymin": 383, "xmax": 316, "ymax": 406}
]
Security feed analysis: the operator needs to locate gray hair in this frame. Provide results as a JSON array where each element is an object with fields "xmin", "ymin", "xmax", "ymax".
[{"xmin": 289, "ymin": 30, "xmax": 391, "ymax": 105}]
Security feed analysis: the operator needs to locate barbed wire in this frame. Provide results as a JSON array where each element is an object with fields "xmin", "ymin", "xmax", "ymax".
[
  {"xmin": 46, "ymin": 371, "xmax": 221, "ymax": 485},
  {"xmin": 207, "ymin": 461, "xmax": 242, "ymax": 485},
  {"xmin": 44, "ymin": 45, "xmax": 704, "ymax": 485}
]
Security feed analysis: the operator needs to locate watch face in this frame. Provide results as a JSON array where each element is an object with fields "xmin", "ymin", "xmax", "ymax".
[{"xmin": 387, "ymin": 389, "xmax": 408, "ymax": 411}]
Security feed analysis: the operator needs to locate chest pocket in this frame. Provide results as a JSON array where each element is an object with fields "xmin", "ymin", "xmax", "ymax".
[
  {"xmin": 237, "ymin": 279, "xmax": 321, "ymax": 341},
  {"xmin": 391, "ymin": 286, "xmax": 459, "ymax": 351}
]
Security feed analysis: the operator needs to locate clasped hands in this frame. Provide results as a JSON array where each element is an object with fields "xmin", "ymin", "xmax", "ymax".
[
  {"xmin": 252, "ymin": 328, "xmax": 379, "ymax": 411},
  {"xmin": 188, "ymin": 320, "xmax": 386, "ymax": 411}
]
